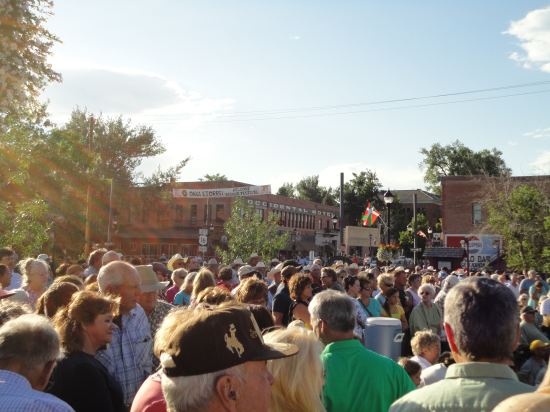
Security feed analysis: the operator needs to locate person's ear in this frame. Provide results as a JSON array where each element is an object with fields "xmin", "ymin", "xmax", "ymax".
[
  {"xmin": 35, "ymin": 359, "xmax": 57, "ymax": 391},
  {"xmin": 215, "ymin": 374, "xmax": 239, "ymax": 412},
  {"xmin": 444, "ymin": 322, "xmax": 459, "ymax": 356}
]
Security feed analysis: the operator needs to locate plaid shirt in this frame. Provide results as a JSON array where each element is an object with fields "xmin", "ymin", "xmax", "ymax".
[
  {"xmin": 96, "ymin": 304, "xmax": 152, "ymax": 406},
  {"xmin": 0, "ymin": 369, "xmax": 74, "ymax": 412}
]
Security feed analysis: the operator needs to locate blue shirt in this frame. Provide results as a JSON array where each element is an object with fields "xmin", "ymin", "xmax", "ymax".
[
  {"xmin": 96, "ymin": 304, "xmax": 152, "ymax": 406},
  {"xmin": 0, "ymin": 369, "xmax": 74, "ymax": 412},
  {"xmin": 173, "ymin": 290, "xmax": 190, "ymax": 306}
]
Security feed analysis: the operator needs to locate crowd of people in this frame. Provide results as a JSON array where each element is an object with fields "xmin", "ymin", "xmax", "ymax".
[{"xmin": 1, "ymin": 245, "xmax": 550, "ymax": 411}]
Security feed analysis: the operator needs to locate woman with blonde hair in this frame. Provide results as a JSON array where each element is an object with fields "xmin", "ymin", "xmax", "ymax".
[
  {"xmin": 263, "ymin": 327, "xmax": 326, "ymax": 412},
  {"xmin": 190, "ymin": 268, "xmax": 216, "ymax": 303},
  {"xmin": 48, "ymin": 291, "xmax": 124, "ymax": 412},
  {"xmin": 131, "ymin": 307, "xmax": 192, "ymax": 412}
]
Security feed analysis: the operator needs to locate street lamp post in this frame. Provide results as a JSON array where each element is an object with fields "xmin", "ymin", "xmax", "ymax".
[
  {"xmin": 383, "ymin": 189, "xmax": 394, "ymax": 244},
  {"xmin": 460, "ymin": 237, "xmax": 470, "ymax": 275}
]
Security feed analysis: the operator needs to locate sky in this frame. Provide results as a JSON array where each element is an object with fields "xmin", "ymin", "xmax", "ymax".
[{"xmin": 42, "ymin": 1, "xmax": 550, "ymax": 192}]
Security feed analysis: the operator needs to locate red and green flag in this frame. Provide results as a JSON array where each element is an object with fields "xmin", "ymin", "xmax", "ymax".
[{"xmin": 361, "ymin": 201, "xmax": 380, "ymax": 226}]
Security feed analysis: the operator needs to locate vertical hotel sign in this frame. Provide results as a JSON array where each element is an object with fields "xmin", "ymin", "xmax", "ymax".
[{"xmin": 172, "ymin": 185, "xmax": 271, "ymax": 198}]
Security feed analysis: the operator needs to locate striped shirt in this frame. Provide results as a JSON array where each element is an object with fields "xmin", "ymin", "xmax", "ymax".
[
  {"xmin": 96, "ymin": 304, "xmax": 152, "ymax": 406},
  {"xmin": 0, "ymin": 369, "xmax": 74, "ymax": 412}
]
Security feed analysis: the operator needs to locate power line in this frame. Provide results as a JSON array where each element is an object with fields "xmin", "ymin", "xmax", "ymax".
[
  {"xmin": 135, "ymin": 79, "xmax": 550, "ymax": 120},
  {"xmin": 210, "ymin": 88, "xmax": 550, "ymax": 123}
]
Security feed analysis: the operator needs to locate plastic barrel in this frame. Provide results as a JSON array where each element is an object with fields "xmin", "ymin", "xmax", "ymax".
[{"xmin": 365, "ymin": 317, "xmax": 403, "ymax": 360}]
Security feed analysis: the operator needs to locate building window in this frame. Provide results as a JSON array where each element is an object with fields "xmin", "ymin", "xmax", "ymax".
[
  {"xmin": 204, "ymin": 204, "xmax": 213, "ymax": 225},
  {"xmin": 191, "ymin": 204, "xmax": 197, "ymax": 225},
  {"xmin": 472, "ymin": 202, "xmax": 482, "ymax": 225},
  {"xmin": 216, "ymin": 204, "xmax": 224, "ymax": 222},
  {"xmin": 175, "ymin": 205, "xmax": 184, "ymax": 222}
]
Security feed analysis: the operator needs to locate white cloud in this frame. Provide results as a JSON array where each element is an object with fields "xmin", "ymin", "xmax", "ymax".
[
  {"xmin": 505, "ymin": 6, "xmax": 550, "ymax": 72},
  {"xmin": 530, "ymin": 151, "xmax": 550, "ymax": 174},
  {"xmin": 523, "ymin": 127, "xmax": 550, "ymax": 139},
  {"xmin": 42, "ymin": 63, "xmax": 234, "ymax": 127}
]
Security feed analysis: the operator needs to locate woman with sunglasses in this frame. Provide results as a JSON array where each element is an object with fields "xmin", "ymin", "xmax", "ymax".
[
  {"xmin": 357, "ymin": 277, "xmax": 382, "ymax": 318},
  {"xmin": 409, "ymin": 283, "xmax": 443, "ymax": 337}
]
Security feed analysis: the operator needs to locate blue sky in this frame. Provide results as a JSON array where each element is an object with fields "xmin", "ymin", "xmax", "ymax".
[{"xmin": 43, "ymin": 1, "xmax": 550, "ymax": 192}]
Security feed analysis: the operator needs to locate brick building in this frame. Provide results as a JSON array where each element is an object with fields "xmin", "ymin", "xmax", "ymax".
[
  {"xmin": 390, "ymin": 189, "xmax": 441, "ymax": 227},
  {"xmin": 440, "ymin": 175, "xmax": 550, "ymax": 271},
  {"xmin": 113, "ymin": 180, "xmax": 339, "ymax": 262}
]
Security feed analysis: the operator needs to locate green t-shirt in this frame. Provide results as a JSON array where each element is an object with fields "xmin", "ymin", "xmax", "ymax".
[{"xmin": 321, "ymin": 339, "xmax": 415, "ymax": 412}]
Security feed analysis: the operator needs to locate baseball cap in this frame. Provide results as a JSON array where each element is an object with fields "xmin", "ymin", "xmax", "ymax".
[
  {"xmin": 522, "ymin": 306, "xmax": 537, "ymax": 315},
  {"xmin": 530, "ymin": 339, "xmax": 550, "ymax": 352},
  {"xmin": 136, "ymin": 265, "xmax": 170, "ymax": 292},
  {"xmin": 161, "ymin": 306, "xmax": 298, "ymax": 377}
]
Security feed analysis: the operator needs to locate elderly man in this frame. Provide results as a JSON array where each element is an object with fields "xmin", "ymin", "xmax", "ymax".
[
  {"xmin": 96, "ymin": 261, "xmax": 153, "ymax": 407},
  {"xmin": 83, "ymin": 248, "xmax": 107, "ymax": 278},
  {"xmin": 520, "ymin": 306, "xmax": 550, "ymax": 346},
  {"xmin": 390, "ymin": 277, "xmax": 533, "ymax": 412},
  {"xmin": 160, "ymin": 305, "xmax": 298, "ymax": 412},
  {"xmin": 0, "ymin": 314, "xmax": 74, "ymax": 411},
  {"xmin": 101, "ymin": 250, "xmax": 122, "ymax": 266},
  {"xmin": 309, "ymin": 290, "xmax": 415, "ymax": 412},
  {"xmin": 206, "ymin": 258, "xmax": 219, "ymax": 277}
]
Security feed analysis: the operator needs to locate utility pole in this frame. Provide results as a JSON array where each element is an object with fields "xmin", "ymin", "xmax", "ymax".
[
  {"xmin": 84, "ymin": 116, "xmax": 95, "ymax": 256},
  {"xmin": 413, "ymin": 192, "xmax": 417, "ymax": 265},
  {"xmin": 107, "ymin": 178, "xmax": 114, "ymax": 245},
  {"xmin": 339, "ymin": 172, "xmax": 344, "ymax": 255}
]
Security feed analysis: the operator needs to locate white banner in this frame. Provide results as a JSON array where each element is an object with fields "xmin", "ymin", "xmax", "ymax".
[{"xmin": 172, "ymin": 185, "xmax": 271, "ymax": 198}]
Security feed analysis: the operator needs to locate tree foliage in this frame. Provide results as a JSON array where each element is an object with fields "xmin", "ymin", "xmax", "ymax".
[
  {"xmin": 276, "ymin": 183, "xmax": 296, "ymax": 198},
  {"xmin": 217, "ymin": 198, "xmax": 289, "ymax": 263},
  {"xmin": 419, "ymin": 140, "xmax": 511, "ymax": 194},
  {"xmin": 398, "ymin": 213, "xmax": 429, "ymax": 256},
  {"xmin": 342, "ymin": 171, "xmax": 382, "ymax": 226},
  {"xmin": 488, "ymin": 184, "xmax": 549, "ymax": 272},
  {"xmin": 199, "ymin": 173, "xmax": 228, "ymax": 182},
  {"xmin": 0, "ymin": 0, "xmax": 61, "ymax": 124},
  {"xmin": 295, "ymin": 176, "xmax": 336, "ymax": 205}
]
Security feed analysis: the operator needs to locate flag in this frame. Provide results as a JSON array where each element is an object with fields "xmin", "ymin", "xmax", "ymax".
[{"xmin": 361, "ymin": 201, "xmax": 380, "ymax": 226}]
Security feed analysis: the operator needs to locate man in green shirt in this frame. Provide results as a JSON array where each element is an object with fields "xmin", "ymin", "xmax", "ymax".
[
  {"xmin": 309, "ymin": 290, "xmax": 415, "ymax": 412},
  {"xmin": 390, "ymin": 277, "xmax": 533, "ymax": 412}
]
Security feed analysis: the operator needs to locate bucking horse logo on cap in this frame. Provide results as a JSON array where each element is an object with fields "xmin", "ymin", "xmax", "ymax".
[{"xmin": 224, "ymin": 323, "xmax": 244, "ymax": 357}]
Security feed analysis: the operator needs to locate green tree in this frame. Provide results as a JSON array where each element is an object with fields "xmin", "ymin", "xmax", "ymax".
[
  {"xmin": 398, "ymin": 213, "xmax": 429, "ymax": 256},
  {"xmin": 0, "ymin": 199, "xmax": 50, "ymax": 257},
  {"xmin": 217, "ymin": 198, "xmax": 289, "ymax": 263},
  {"xmin": 419, "ymin": 140, "xmax": 511, "ymax": 195},
  {"xmin": 342, "ymin": 170, "xmax": 382, "ymax": 226},
  {"xmin": 488, "ymin": 184, "xmax": 549, "ymax": 272},
  {"xmin": 199, "ymin": 173, "xmax": 228, "ymax": 182},
  {"xmin": 295, "ymin": 176, "xmax": 336, "ymax": 205},
  {"xmin": 0, "ymin": 0, "xmax": 61, "ymax": 124},
  {"xmin": 276, "ymin": 183, "xmax": 296, "ymax": 198}
]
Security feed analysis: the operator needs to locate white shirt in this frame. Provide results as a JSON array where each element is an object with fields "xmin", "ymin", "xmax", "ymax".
[
  {"xmin": 410, "ymin": 355, "xmax": 432, "ymax": 370},
  {"xmin": 421, "ymin": 363, "xmax": 448, "ymax": 386},
  {"xmin": 506, "ymin": 282, "xmax": 520, "ymax": 299}
]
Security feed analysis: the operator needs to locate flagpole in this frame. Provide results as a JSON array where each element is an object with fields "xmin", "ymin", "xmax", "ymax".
[{"xmin": 413, "ymin": 192, "xmax": 417, "ymax": 266}]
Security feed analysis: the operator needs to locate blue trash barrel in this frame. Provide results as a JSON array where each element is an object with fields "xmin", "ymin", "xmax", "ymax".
[{"xmin": 365, "ymin": 317, "xmax": 403, "ymax": 360}]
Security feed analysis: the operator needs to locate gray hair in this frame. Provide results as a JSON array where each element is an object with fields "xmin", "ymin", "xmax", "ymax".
[
  {"xmin": 308, "ymin": 290, "xmax": 356, "ymax": 332},
  {"xmin": 0, "ymin": 300, "xmax": 32, "ymax": 327},
  {"xmin": 20, "ymin": 258, "xmax": 49, "ymax": 287},
  {"xmin": 419, "ymin": 283, "xmax": 436, "ymax": 297},
  {"xmin": 444, "ymin": 277, "xmax": 518, "ymax": 361},
  {"xmin": 162, "ymin": 364, "xmax": 245, "ymax": 412},
  {"xmin": 411, "ymin": 330, "xmax": 440, "ymax": 356},
  {"xmin": 97, "ymin": 261, "xmax": 137, "ymax": 294},
  {"xmin": 0, "ymin": 314, "xmax": 60, "ymax": 372}
]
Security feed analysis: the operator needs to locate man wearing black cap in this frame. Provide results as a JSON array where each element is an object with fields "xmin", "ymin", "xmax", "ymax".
[{"xmin": 160, "ymin": 305, "xmax": 298, "ymax": 412}]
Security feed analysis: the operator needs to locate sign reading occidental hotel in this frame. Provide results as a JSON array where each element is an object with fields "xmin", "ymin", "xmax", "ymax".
[{"xmin": 172, "ymin": 185, "xmax": 271, "ymax": 198}]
